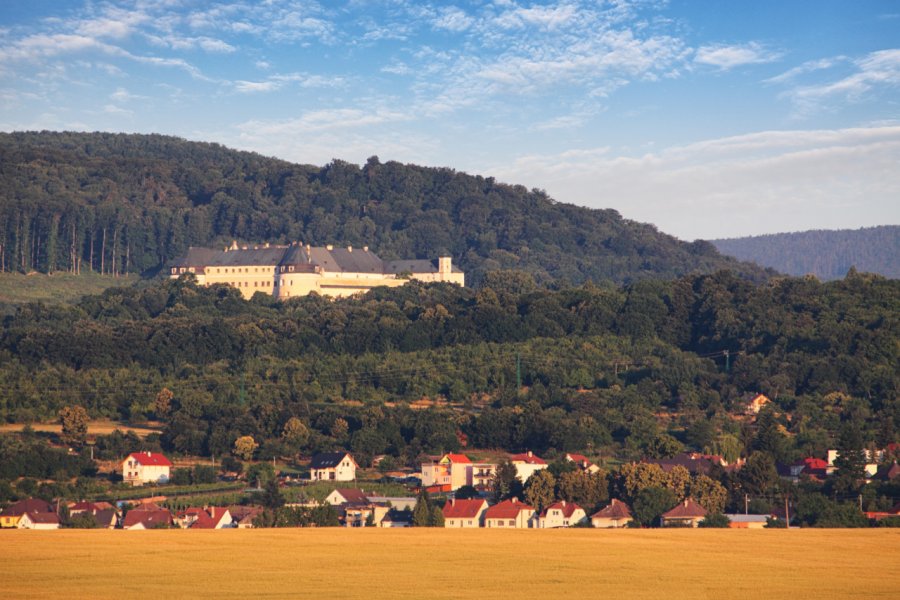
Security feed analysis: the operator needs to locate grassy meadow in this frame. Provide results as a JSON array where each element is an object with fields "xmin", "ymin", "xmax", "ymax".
[
  {"xmin": 0, "ymin": 271, "xmax": 137, "ymax": 313},
  {"xmin": 1, "ymin": 529, "xmax": 897, "ymax": 599}
]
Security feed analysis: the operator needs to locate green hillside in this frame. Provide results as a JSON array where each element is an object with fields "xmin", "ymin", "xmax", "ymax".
[
  {"xmin": 711, "ymin": 226, "xmax": 899, "ymax": 281},
  {"xmin": 0, "ymin": 131, "xmax": 770, "ymax": 286}
]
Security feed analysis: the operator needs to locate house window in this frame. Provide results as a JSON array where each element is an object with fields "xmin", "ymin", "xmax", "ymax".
[
  {"xmin": 498, "ymin": 521, "xmax": 503, "ymax": 527},
  {"xmin": 508, "ymin": 520, "xmax": 514, "ymax": 526}
]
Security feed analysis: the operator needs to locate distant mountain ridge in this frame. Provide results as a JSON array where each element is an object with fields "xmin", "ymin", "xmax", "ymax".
[
  {"xmin": 710, "ymin": 226, "xmax": 900, "ymax": 280},
  {"xmin": 0, "ymin": 131, "xmax": 769, "ymax": 286}
]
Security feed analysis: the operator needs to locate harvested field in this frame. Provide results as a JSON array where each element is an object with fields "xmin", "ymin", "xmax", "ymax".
[
  {"xmin": 0, "ymin": 420, "xmax": 161, "ymax": 438},
  {"xmin": 1, "ymin": 529, "xmax": 897, "ymax": 599}
]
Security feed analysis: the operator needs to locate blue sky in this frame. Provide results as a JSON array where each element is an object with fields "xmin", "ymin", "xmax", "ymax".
[{"xmin": 1, "ymin": 1, "xmax": 898, "ymax": 240}]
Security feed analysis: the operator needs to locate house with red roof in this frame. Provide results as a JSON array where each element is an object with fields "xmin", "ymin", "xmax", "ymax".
[
  {"xmin": 0, "ymin": 498, "xmax": 58, "ymax": 529},
  {"xmin": 484, "ymin": 498, "xmax": 536, "ymax": 529},
  {"xmin": 18, "ymin": 511, "xmax": 61, "ymax": 530},
  {"xmin": 122, "ymin": 451, "xmax": 172, "ymax": 486},
  {"xmin": 509, "ymin": 451, "xmax": 547, "ymax": 482},
  {"xmin": 565, "ymin": 453, "xmax": 601, "ymax": 475},
  {"xmin": 539, "ymin": 501, "xmax": 587, "ymax": 528},
  {"xmin": 420, "ymin": 453, "xmax": 498, "ymax": 492},
  {"xmin": 661, "ymin": 498, "xmax": 708, "ymax": 528},
  {"xmin": 122, "ymin": 507, "xmax": 173, "ymax": 530},
  {"xmin": 324, "ymin": 488, "xmax": 370, "ymax": 506},
  {"xmin": 590, "ymin": 499, "xmax": 634, "ymax": 528},
  {"xmin": 442, "ymin": 498, "xmax": 489, "ymax": 528},
  {"xmin": 174, "ymin": 506, "xmax": 232, "ymax": 529}
]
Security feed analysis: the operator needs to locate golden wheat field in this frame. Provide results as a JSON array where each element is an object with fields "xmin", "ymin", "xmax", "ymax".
[{"xmin": 2, "ymin": 529, "xmax": 898, "ymax": 599}]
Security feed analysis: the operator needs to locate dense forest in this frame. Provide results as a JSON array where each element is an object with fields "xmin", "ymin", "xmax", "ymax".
[
  {"xmin": 1, "ymin": 269, "xmax": 896, "ymax": 471},
  {"xmin": 0, "ymin": 131, "xmax": 769, "ymax": 286},
  {"xmin": 711, "ymin": 226, "xmax": 900, "ymax": 281}
]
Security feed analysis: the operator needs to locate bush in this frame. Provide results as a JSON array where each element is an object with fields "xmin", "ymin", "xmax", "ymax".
[
  {"xmin": 698, "ymin": 513, "xmax": 731, "ymax": 528},
  {"xmin": 765, "ymin": 516, "xmax": 787, "ymax": 528},
  {"xmin": 877, "ymin": 516, "xmax": 900, "ymax": 528}
]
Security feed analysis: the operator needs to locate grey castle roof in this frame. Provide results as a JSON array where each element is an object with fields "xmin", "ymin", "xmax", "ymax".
[{"xmin": 172, "ymin": 243, "xmax": 459, "ymax": 275}]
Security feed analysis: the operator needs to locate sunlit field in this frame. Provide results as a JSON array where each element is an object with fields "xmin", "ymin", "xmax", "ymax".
[{"xmin": 2, "ymin": 529, "xmax": 898, "ymax": 599}]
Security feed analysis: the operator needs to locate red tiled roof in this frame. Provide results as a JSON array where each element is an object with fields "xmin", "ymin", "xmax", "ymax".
[
  {"xmin": 123, "ymin": 509, "xmax": 172, "ymax": 528},
  {"xmin": 334, "ymin": 489, "xmax": 369, "ymax": 504},
  {"xmin": 128, "ymin": 452, "xmax": 172, "ymax": 467},
  {"xmin": 591, "ymin": 499, "xmax": 633, "ymax": 520},
  {"xmin": 566, "ymin": 453, "xmax": 590, "ymax": 463},
  {"xmin": 443, "ymin": 499, "xmax": 488, "ymax": 519},
  {"xmin": 443, "ymin": 453, "xmax": 471, "ymax": 464},
  {"xmin": 510, "ymin": 451, "xmax": 546, "ymax": 465},
  {"xmin": 541, "ymin": 501, "xmax": 582, "ymax": 519},
  {"xmin": 1, "ymin": 498, "xmax": 54, "ymax": 517},
  {"xmin": 26, "ymin": 512, "xmax": 61, "ymax": 524},
  {"xmin": 484, "ymin": 498, "xmax": 534, "ymax": 520},
  {"xmin": 662, "ymin": 498, "xmax": 708, "ymax": 519}
]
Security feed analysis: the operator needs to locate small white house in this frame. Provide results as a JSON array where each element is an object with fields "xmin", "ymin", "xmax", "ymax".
[
  {"xmin": 122, "ymin": 451, "xmax": 172, "ymax": 486},
  {"xmin": 509, "ymin": 451, "xmax": 548, "ymax": 483},
  {"xmin": 539, "ymin": 501, "xmax": 587, "ymax": 528},
  {"xmin": 310, "ymin": 452, "xmax": 358, "ymax": 481}
]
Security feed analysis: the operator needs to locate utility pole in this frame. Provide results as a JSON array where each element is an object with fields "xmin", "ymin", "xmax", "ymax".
[
  {"xmin": 784, "ymin": 495, "xmax": 790, "ymax": 529},
  {"xmin": 858, "ymin": 494, "xmax": 863, "ymax": 512},
  {"xmin": 724, "ymin": 350, "xmax": 730, "ymax": 372},
  {"xmin": 745, "ymin": 494, "xmax": 749, "ymax": 515}
]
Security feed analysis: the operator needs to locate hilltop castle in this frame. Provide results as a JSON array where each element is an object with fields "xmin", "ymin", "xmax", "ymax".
[{"xmin": 170, "ymin": 241, "xmax": 464, "ymax": 299}]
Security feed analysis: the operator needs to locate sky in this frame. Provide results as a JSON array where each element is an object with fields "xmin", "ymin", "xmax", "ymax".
[{"xmin": 1, "ymin": 0, "xmax": 898, "ymax": 241}]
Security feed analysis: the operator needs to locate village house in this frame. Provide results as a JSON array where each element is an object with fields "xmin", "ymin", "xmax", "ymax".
[
  {"xmin": 745, "ymin": 393, "xmax": 771, "ymax": 415},
  {"xmin": 227, "ymin": 505, "xmax": 264, "ymax": 528},
  {"xmin": 175, "ymin": 507, "xmax": 232, "ymax": 529},
  {"xmin": 565, "ymin": 453, "xmax": 601, "ymax": 474},
  {"xmin": 324, "ymin": 488, "xmax": 369, "ymax": 506},
  {"xmin": 379, "ymin": 508, "xmax": 413, "ymax": 528},
  {"xmin": 442, "ymin": 498, "xmax": 489, "ymax": 528},
  {"xmin": 310, "ymin": 452, "xmax": 358, "ymax": 482},
  {"xmin": 539, "ymin": 501, "xmax": 587, "ymax": 528},
  {"xmin": 17, "ymin": 511, "xmax": 61, "ymax": 530},
  {"xmin": 122, "ymin": 451, "xmax": 172, "ymax": 486},
  {"xmin": 509, "ymin": 451, "xmax": 548, "ymax": 482},
  {"xmin": 121, "ymin": 506, "xmax": 174, "ymax": 530},
  {"xmin": 0, "ymin": 498, "xmax": 58, "ymax": 529},
  {"xmin": 420, "ymin": 453, "xmax": 498, "ymax": 492},
  {"xmin": 170, "ymin": 242, "xmax": 464, "ymax": 300},
  {"xmin": 781, "ymin": 456, "xmax": 830, "ymax": 482},
  {"xmin": 68, "ymin": 501, "xmax": 118, "ymax": 529},
  {"xmin": 725, "ymin": 514, "xmax": 770, "ymax": 529},
  {"xmin": 590, "ymin": 499, "xmax": 634, "ymax": 528},
  {"xmin": 484, "ymin": 498, "xmax": 536, "ymax": 529},
  {"xmin": 660, "ymin": 498, "xmax": 708, "ymax": 528}
]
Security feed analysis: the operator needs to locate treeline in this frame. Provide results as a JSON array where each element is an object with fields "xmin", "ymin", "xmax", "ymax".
[
  {"xmin": 0, "ymin": 269, "xmax": 896, "ymax": 467},
  {"xmin": 711, "ymin": 226, "xmax": 900, "ymax": 281},
  {"xmin": 0, "ymin": 131, "xmax": 768, "ymax": 285}
]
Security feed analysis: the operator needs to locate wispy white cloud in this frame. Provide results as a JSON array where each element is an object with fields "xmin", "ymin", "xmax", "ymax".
[
  {"xmin": 694, "ymin": 42, "xmax": 781, "ymax": 70},
  {"xmin": 432, "ymin": 7, "xmax": 475, "ymax": 32},
  {"xmin": 764, "ymin": 57, "xmax": 845, "ymax": 84},
  {"xmin": 777, "ymin": 49, "xmax": 900, "ymax": 115},
  {"xmin": 232, "ymin": 72, "xmax": 344, "ymax": 93}
]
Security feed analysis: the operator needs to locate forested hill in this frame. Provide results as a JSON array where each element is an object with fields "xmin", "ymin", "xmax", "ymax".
[
  {"xmin": 711, "ymin": 226, "xmax": 900, "ymax": 281},
  {"xmin": 0, "ymin": 131, "xmax": 769, "ymax": 286}
]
